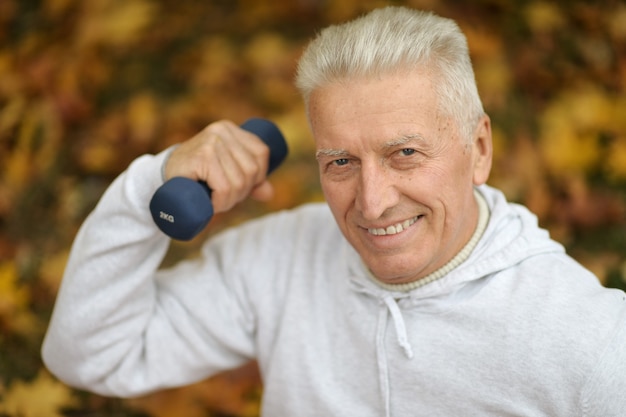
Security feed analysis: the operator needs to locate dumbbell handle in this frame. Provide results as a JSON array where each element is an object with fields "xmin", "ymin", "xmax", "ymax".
[{"xmin": 149, "ymin": 118, "xmax": 288, "ymax": 240}]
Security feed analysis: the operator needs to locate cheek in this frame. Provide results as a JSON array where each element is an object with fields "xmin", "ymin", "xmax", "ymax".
[
  {"xmin": 321, "ymin": 179, "xmax": 347, "ymax": 206},
  {"xmin": 427, "ymin": 150, "xmax": 474, "ymax": 191},
  {"xmin": 321, "ymin": 179, "xmax": 356, "ymax": 222}
]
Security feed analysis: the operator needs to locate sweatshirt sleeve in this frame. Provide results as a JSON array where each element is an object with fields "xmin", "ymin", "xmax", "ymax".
[{"xmin": 41, "ymin": 150, "xmax": 255, "ymax": 397}]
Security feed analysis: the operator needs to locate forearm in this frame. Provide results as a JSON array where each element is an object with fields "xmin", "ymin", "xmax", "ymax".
[{"xmin": 42, "ymin": 150, "xmax": 172, "ymax": 396}]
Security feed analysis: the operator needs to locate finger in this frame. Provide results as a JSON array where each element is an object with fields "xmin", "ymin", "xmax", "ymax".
[
  {"xmin": 249, "ymin": 180, "xmax": 275, "ymax": 202},
  {"xmin": 221, "ymin": 122, "xmax": 270, "ymax": 184},
  {"xmin": 209, "ymin": 123, "xmax": 272, "ymax": 208},
  {"xmin": 210, "ymin": 136, "xmax": 254, "ymax": 212},
  {"xmin": 207, "ymin": 134, "xmax": 274, "ymax": 213},
  {"xmin": 192, "ymin": 136, "xmax": 249, "ymax": 213},
  {"xmin": 209, "ymin": 141, "xmax": 263, "ymax": 209},
  {"xmin": 164, "ymin": 128, "xmax": 223, "ymax": 181}
]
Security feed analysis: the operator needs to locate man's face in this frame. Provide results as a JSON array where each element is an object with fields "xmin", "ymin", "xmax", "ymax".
[{"xmin": 309, "ymin": 70, "xmax": 492, "ymax": 284}]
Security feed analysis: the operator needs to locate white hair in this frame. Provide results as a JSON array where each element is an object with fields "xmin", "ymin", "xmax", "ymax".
[{"xmin": 295, "ymin": 6, "xmax": 485, "ymax": 141}]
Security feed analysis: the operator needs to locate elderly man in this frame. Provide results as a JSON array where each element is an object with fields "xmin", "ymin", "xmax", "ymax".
[{"xmin": 43, "ymin": 6, "xmax": 626, "ymax": 416}]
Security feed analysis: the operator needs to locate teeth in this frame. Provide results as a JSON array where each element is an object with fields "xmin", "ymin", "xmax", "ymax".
[{"xmin": 368, "ymin": 216, "xmax": 419, "ymax": 236}]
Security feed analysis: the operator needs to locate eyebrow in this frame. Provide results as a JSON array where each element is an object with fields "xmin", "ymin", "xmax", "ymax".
[
  {"xmin": 315, "ymin": 148, "xmax": 350, "ymax": 160},
  {"xmin": 382, "ymin": 133, "xmax": 427, "ymax": 150},
  {"xmin": 315, "ymin": 133, "xmax": 428, "ymax": 160}
]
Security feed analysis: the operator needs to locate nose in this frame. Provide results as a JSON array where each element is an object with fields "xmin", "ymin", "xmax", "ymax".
[{"xmin": 355, "ymin": 162, "xmax": 400, "ymax": 220}]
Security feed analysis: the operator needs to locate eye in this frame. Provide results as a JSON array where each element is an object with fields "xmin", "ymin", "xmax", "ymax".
[
  {"xmin": 389, "ymin": 147, "xmax": 423, "ymax": 170},
  {"xmin": 333, "ymin": 158, "xmax": 350, "ymax": 166}
]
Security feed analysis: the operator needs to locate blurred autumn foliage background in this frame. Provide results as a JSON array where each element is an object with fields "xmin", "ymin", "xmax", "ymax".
[{"xmin": 1, "ymin": 0, "xmax": 625, "ymax": 415}]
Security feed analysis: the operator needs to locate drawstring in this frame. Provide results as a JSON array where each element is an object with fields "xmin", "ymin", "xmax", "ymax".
[
  {"xmin": 382, "ymin": 295, "xmax": 414, "ymax": 359},
  {"xmin": 376, "ymin": 305, "xmax": 391, "ymax": 417},
  {"xmin": 352, "ymin": 281, "xmax": 415, "ymax": 359},
  {"xmin": 376, "ymin": 294, "xmax": 415, "ymax": 417},
  {"xmin": 351, "ymin": 280, "xmax": 415, "ymax": 416}
]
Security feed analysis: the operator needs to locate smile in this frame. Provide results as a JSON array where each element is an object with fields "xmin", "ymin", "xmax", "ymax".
[{"xmin": 367, "ymin": 215, "xmax": 421, "ymax": 236}]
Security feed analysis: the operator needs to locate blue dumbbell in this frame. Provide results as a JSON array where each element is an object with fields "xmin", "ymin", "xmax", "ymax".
[{"xmin": 150, "ymin": 118, "xmax": 288, "ymax": 240}]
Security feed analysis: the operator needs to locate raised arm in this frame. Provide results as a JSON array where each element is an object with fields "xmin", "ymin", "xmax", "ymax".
[{"xmin": 42, "ymin": 120, "xmax": 274, "ymax": 396}]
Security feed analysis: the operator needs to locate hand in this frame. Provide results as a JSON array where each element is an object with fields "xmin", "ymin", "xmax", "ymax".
[{"xmin": 164, "ymin": 120, "xmax": 274, "ymax": 214}]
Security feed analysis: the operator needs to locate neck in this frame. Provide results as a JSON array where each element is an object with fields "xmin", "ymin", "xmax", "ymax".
[{"xmin": 367, "ymin": 188, "xmax": 490, "ymax": 292}]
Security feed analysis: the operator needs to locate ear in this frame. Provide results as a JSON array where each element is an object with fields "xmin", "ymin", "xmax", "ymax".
[{"xmin": 471, "ymin": 114, "xmax": 493, "ymax": 186}]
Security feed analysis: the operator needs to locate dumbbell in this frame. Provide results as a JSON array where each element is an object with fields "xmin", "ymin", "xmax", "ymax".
[{"xmin": 149, "ymin": 118, "xmax": 288, "ymax": 240}]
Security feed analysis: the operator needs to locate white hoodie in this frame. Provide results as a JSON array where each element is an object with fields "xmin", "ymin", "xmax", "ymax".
[{"xmin": 43, "ymin": 150, "xmax": 626, "ymax": 416}]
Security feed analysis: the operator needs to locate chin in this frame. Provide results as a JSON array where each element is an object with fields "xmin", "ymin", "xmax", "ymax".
[{"xmin": 367, "ymin": 261, "xmax": 423, "ymax": 285}]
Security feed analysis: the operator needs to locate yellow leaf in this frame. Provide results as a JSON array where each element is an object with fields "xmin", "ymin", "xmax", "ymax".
[
  {"xmin": 563, "ymin": 86, "xmax": 613, "ymax": 132},
  {"xmin": 127, "ymin": 92, "xmax": 160, "ymax": 145},
  {"xmin": 463, "ymin": 26, "xmax": 503, "ymax": 59},
  {"xmin": 0, "ymin": 371, "xmax": 76, "ymax": 417},
  {"xmin": 2, "ymin": 100, "xmax": 63, "ymax": 193},
  {"xmin": 243, "ymin": 32, "xmax": 291, "ymax": 73},
  {"xmin": 192, "ymin": 36, "xmax": 238, "ymax": 90},
  {"xmin": 0, "ymin": 261, "xmax": 29, "ymax": 318},
  {"xmin": 39, "ymin": 250, "xmax": 70, "ymax": 296},
  {"xmin": 32, "ymin": 100, "xmax": 63, "ymax": 176},
  {"xmin": 524, "ymin": 1, "xmax": 566, "ymax": 34},
  {"xmin": 540, "ymin": 127, "xmax": 601, "ymax": 175},
  {"xmin": 4, "ymin": 109, "xmax": 37, "ymax": 191},
  {"xmin": 76, "ymin": 140, "xmax": 118, "ymax": 174},
  {"xmin": 0, "ymin": 94, "xmax": 26, "ymax": 134},
  {"xmin": 609, "ymin": 96, "xmax": 626, "ymax": 133},
  {"xmin": 474, "ymin": 54, "xmax": 511, "ymax": 109},
  {"xmin": 273, "ymin": 105, "xmax": 313, "ymax": 156},
  {"xmin": 607, "ymin": 5, "xmax": 626, "ymax": 40},
  {"xmin": 606, "ymin": 136, "xmax": 626, "ymax": 181},
  {"xmin": 0, "ymin": 261, "xmax": 38, "ymax": 335},
  {"xmin": 538, "ymin": 88, "xmax": 612, "ymax": 176},
  {"xmin": 77, "ymin": 0, "xmax": 157, "ymax": 49},
  {"xmin": 43, "ymin": 0, "xmax": 75, "ymax": 18}
]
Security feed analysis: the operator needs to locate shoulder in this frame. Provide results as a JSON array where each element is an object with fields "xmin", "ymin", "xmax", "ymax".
[
  {"xmin": 241, "ymin": 202, "xmax": 335, "ymax": 236},
  {"xmin": 502, "ymin": 251, "xmax": 625, "ymax": 324},
  {"xmin": 201, "ymin": 202, "xmax": 339, "ymax": 258}
]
